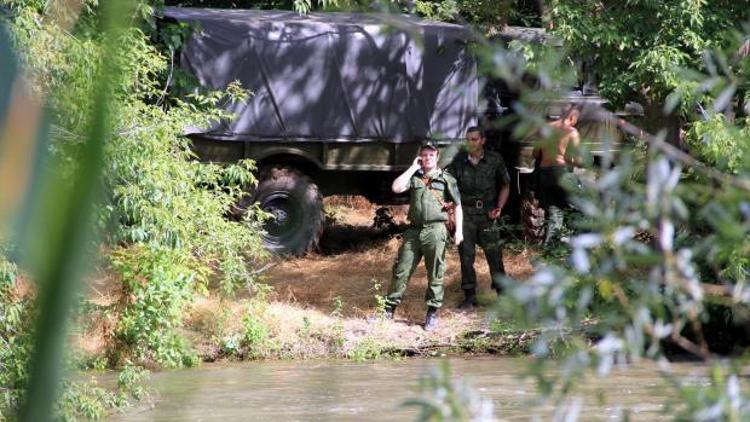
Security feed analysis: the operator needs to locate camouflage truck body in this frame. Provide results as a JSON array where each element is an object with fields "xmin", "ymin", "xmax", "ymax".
[{"xmin": 162, "ymin": 7, "xmax": 477, "ymax": 254}]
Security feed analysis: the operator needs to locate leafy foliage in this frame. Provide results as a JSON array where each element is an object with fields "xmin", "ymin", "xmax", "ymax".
[
  {"xmin": 413, "ymin": 0, "xmax": 513, "ymax": 25},
  {"xmin": 0, "ymin": 0, "xmax": 270, "ymax": 416},
  {"xmin": 686, "ymin": 114, "xmax": 750, "ymax": 173},
  {"xmin": 414, "ymin": 0, "xmax": 460, "ymax": 22},
  {"xmin": 111, "ymin": 246, "xmax": 203, "ymax": 368},
  {"xmin": 346, "ymin": 336, "xmax": 383, "ymax": 362},
  {"xmin": 475, "ymin": 14, "xmax": 750, "ymax": 417},
  {"xmin": 3, "ymin": 0, "xmax": 750, "ymax": 419},
  {"xmin": 160, "ymin": 0, "xmax": 524, "ymax": 27},
  {"xmin": 0, "ymin": 248, "xmax": 152, "ymax": 419},
  {"xmin": 4, "ymin": 0, "xmax": 269, "ymax": 374},
  {"xmin": 0, "ymin": 252, "xmax": 34, "ymax": 419},
  {"xmin": 241, "ymin": 312, "xmax": 271, "ymax": 358},
  {"xmin": 53, "ymin": 364, "xmax": 150, "ymax": 421},
  {"xmin": 549, "ymin": 0, "xmax": 750, "ymax": 112}
]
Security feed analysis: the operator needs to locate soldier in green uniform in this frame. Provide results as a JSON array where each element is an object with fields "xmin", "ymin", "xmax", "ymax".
[
  {"xmin": 446, "ymin": 127, "xmax": 510, "ymax": 309},
  {"xmin": 384, "ymin": 142, "xmax": 464, "ymax": 331}
]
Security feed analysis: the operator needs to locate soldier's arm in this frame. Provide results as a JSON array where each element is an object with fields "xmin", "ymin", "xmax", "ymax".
[
  {"xmin": 565, "ymin": 129, "xmax": 582, "ymax": 167},
  {"xmin": 494, "ymin": 157, "xmax": 511, "ymax": 215},
  {"xmin": 497, "ymin": 185, "xmax": 510, "ymax": 210},
  {"xmin": 446, "ymin": 176, "xmax": 464, "ymax": 244},
  {"xmin": 392, "ymin": 157, "xmax": 421, "ymax": 193},
  {"xmin": 453, "ymin": 204, "xmax": 463, "ymax": 245}
]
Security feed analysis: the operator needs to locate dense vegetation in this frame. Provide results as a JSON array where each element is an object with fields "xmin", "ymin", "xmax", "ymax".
[
  {"xmin": 495, "ymin": 1, "xmax": 750, "ymax": 419},
  {"xmin": 1, "ymin": 0, "xmax": 749, "ymax": 420},
  {"xmin": 0, "ymin": 0, "xmax": 267, "ymax": 418}
]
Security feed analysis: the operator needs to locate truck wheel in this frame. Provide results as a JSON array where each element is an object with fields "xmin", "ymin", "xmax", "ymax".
[
  {"xmin": 520, "ymin": 191, "xmax": 545, "ymax": 243},
  {"xmin": 251, "ymin": 167, "xmax": 324, "ymax": 256}
]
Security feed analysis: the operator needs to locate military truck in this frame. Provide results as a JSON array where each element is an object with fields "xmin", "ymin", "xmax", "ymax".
[{"xmin": 161, "ymin": 7, "xmax": 624, "ymax": 255}]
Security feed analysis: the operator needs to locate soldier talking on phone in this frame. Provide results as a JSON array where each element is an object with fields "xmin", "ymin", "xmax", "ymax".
[{"xmin": 383, "ymin": 141, "xmax": 463, "ymax": 331}]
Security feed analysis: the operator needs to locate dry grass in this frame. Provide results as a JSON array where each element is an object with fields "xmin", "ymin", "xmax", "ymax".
[
  {"xmin": 71, "ymin": 268, "xmax": 122, "ymax": 361},
  {"xmin": 245, "ymin": 195, "xmax": 537, "ymax": 357},
  {"xmin": 266, "ymin": 195, "xmax": 535, "ymax": 320},
  {"xmin": 73, "ymin": 195, "xmax": 538, "ymax": 363}
]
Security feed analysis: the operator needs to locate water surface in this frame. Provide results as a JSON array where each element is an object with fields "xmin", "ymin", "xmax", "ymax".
[{"xmin": 113, "ymin": 356, "xmax": 707, "ymax": 421}]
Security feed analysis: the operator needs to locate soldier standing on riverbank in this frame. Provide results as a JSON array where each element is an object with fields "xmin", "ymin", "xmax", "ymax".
[
  {"xmin": 384, "ymin": 142, "xmax": 464, "ymax": 331},
  {"xmin": 447, "ymin": 127, "xmax": 510, "ymax": 309}
]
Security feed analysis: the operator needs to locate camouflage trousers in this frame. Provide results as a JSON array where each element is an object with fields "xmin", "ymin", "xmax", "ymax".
[
  {"xmin": 385, "ymin": 223, "xmax": 448, "ymax": 309},
  {"xmin": 544, "ymin": 205, "xmax": 565, "ymax": 245},
  {"xmin": 537, "ymin": 166, "xmax": 570, "ymax": 245},
  {"xmin": 458, "ymin": 214, "xmax": 505, "ymax": 292}
]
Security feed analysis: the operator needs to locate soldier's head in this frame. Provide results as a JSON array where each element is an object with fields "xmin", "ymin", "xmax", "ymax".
[
  {"xmin": 562, "ymin": 105, "xmax": 581, "ymax": 127},
  {"xmin": 419, "ymin": 141, "xmax": 439, "ymax": 172},
  {"xmin": 465, "ymin": 126, "xmax": 486, "ymax": 155}
]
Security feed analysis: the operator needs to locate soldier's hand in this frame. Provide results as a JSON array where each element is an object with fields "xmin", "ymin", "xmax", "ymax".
[
  {"xmin": 488, "ymin": 207, "xmax": 502, "ymax": 219},
  {"xmin": 412, "ymin": 156, "xmax": 422, "ymax": 168},
  {"xmin": 453, "ymin": 232, "xmax": 463, "ymax": 245}
]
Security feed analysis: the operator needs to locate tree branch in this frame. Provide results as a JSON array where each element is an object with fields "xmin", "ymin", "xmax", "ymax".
[
  {"xmin": 591, "ymin": 107, "xmax": 750, "ymax": 194},
  {"xmin": 156, "ymin": 47, "xmax": 175, "ymax": 107}
]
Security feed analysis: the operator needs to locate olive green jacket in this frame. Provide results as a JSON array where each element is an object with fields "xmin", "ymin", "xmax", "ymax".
[
  {"xmin": 407, "ymin": 169, "xmax": 461, "ymax": 226},
  {"xmin": 446, "ymin": 150, "xmax": 509, "ymax": 215}
]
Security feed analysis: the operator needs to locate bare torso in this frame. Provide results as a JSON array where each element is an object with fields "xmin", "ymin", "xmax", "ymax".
[{"xmin": 535, "ymin": 120, "xmax": 580, "ymax": 168}]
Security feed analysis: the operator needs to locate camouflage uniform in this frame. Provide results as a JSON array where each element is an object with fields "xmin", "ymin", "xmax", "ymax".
[
  {"xmin": 536, "ymin": 166, "xmax": 569, "ymax": 244},
  {"xmin": 447, "ymin": 150, "xmax": 510, "ymax": 293},
  {"xmin": 385, "ymin": 169, "xmax": 461, "ymax": 309}
]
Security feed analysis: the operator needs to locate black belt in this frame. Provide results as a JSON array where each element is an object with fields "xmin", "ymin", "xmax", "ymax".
[{"xmin": 464, "ymin": 199, "xmax": 487, "ymax": 209}]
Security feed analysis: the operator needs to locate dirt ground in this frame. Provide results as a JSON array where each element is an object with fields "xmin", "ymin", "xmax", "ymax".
[
  {"xmin": 267, "ymin": 195, "xmax": 537, "ymax": 317},
  {"xmin": 77, "ymin": 196, "xmax": 538, "ymax": 362},
  {"xmin": 247, "ymin": 195, "xmax": 537, "ymax": 355}
]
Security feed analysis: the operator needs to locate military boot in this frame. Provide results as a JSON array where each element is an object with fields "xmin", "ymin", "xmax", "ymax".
[
  {"xmin": 384, "ymin": 305, "xmax": 395, "ymax": 320},
  {"xmin": 424, "ymin": 306, "xmax": 439, "ymax": 331},
  {"xmin": 458, "ymin": 289, "xmax": 477, "ymax": 310}
]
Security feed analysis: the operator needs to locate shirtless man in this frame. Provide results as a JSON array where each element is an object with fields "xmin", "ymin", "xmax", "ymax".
[{"xmin": 532, "ymin": 105, "xmax": 581, "ymax": 244}]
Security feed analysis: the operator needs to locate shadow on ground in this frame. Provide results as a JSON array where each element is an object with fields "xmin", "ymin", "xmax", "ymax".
[
  {"xmin": 318, "ymin": 221, "xmax": 408, "ymax": 256},
  {"xmin": 258, "ymin": 196, "xmax": 536, "ymax": 324}
]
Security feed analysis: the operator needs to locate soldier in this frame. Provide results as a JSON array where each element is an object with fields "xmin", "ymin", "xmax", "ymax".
[
  {"xmin": 446, "ymin": 126, "xmax": 510, "ymax": 309},
  {"xmin": 384, "ymin": 142, "xmax": 464, "ymax": 331},
  {"xmin": 533, "ymin": 105, "xmax": 581, "ymax": 244}
]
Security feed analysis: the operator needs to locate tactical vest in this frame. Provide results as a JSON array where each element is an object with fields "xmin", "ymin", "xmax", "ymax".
[{"xmin": 407, "ymin": 171, "xmax": 453, "ymax": 226}]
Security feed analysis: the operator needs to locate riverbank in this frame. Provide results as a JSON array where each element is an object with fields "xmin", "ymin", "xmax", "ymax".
[{"xmin": 74, "ymin": 196, "xmax": 539, "ymax": 366}]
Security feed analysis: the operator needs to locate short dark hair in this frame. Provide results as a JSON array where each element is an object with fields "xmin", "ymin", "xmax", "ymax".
[
  {"xmin": 466, "ymin": 126, "xmax": 485, "ymax": 138},
  {"xmin": 561, "ymin": 104, "xmax": 582, "ymax": 119}
]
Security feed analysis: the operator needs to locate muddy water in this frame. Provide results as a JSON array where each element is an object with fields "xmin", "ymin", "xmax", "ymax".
[{"xmin": 113, "ymin": 357, "xmax": 707, "ymax": 421}]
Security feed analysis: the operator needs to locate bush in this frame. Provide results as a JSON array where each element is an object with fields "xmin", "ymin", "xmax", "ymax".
[
  {"xmin": 241, "ymin": 313, "xmax": 271, "ymax": 359},
  {"xmin": 111, "ymin": 245, "xmax": 202, "ymax": 368},
  {"xmin": 347, "ymin": 337, "xmax": 383, "ymax": 362},
  {"xmin": 0, "ymin": 253, "xmax": 34, "ymax": 418},
  {"xmin": 4, "ymin": 0, "xmax": 270, "ymax": 372}
]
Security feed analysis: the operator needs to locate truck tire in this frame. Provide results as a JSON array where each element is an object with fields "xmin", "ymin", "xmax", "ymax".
[
  {"xmin": 250, "ymin": 167, "xmax": 324, "ymax": 256},
  {"xmin": 520, "ymin": 191, "xmax": 545, "ymax": 243}
]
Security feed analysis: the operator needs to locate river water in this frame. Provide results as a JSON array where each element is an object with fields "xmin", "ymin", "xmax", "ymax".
[{"xmin": 112, "ymin": 356, "xmax": 708, "ymax": 421}]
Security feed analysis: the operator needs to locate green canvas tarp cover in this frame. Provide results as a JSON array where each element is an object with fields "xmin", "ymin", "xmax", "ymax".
[{"xmin": 162, "ymin": 7, "xmax": 479, "ymax": 143}]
